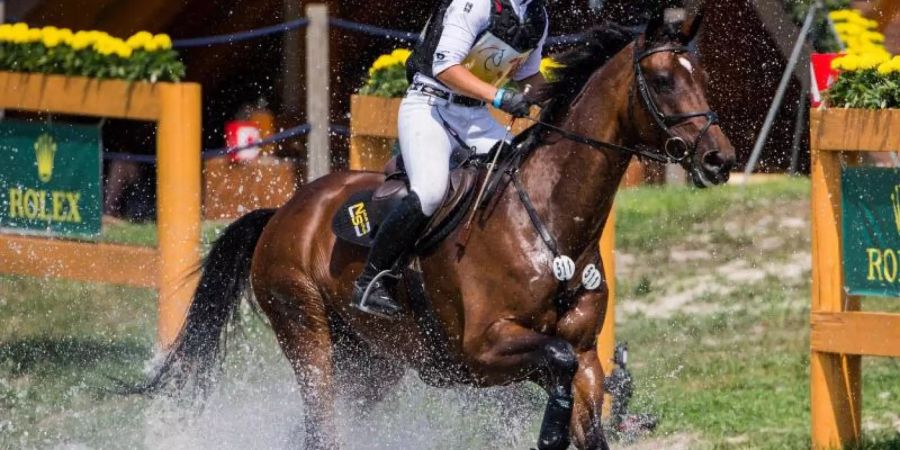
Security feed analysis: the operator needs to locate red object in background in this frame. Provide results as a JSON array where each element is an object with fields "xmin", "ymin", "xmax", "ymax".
[
  {"xmin": 810, "ymin": 53, "xmax": 843, "ymax": 107},
  {"xmin": 225, "ymin": 120, "xmax": 262, "ymax": 163}
]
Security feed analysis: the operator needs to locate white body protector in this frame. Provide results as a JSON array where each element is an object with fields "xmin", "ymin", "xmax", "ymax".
[{"xmin": 400, "ymin": 0, "xmax": 547, "ymax": 216}]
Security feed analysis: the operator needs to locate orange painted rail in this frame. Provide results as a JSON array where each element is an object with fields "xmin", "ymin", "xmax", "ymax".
[
  {"xmin": 809, "ymin": 108, "xmax": 900, "ymax": 449},
  {"xmin": 0, "ymin": 71, "xmax": 201, "ymax": 349}
]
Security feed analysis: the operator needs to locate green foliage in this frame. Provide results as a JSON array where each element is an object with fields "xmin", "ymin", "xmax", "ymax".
[
  {"xmin": 359, "ymin": 62, "xmax": 409, "ymax": 98},
  {"xmin": 0, "ymin": 25, "xmax": 185, "ymax": 82},
  {"xmin": 358, "ymin": 49, "xmax": 412, "ymax": 98},
  {"xmin": 827, "ymin": 70, "xmax": 900, "ymax": 108},
  {"xmin": 785, "ymin": 0, "xmax": 851, "ymax": 52},
  {"xmin": 0, "ymin": 42, "xmax": 185, "ymax": 82}
]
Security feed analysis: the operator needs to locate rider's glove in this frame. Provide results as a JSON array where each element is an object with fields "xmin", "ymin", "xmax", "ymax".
[{"xmin": 493, "ymin": 88, "xmax": 532, "ymax": 118}]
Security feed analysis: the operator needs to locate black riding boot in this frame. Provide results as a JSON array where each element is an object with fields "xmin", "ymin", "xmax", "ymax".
[{"xmin": 352, "ymin": 192, "xmax": 429, "ymax": 318}]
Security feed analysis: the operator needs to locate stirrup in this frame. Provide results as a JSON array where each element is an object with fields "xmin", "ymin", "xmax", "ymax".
[{"xmin": 356, "ymin": 269, "xmax": 401, "ymax": 318}]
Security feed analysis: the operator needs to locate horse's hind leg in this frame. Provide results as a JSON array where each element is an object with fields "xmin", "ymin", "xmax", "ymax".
[
  {"xmin": 262, "ymin": 286, "xmax": 339, "ymax": 450},
  {"xmin": 330, "ymin": 314, "xmax": 405, "ymax": 412}
]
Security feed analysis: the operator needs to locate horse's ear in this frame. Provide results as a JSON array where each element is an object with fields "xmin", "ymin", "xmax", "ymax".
[
  {"xmin": 643, "ymin": 8, "xmax": 668, "ymax": 45},
  {"xmin": 678, "ymin": 7, "xmax": 705, "ymax": 44}
]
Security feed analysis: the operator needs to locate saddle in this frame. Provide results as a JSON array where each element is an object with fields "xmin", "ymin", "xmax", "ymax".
[
  {"xmin": 331, "ymin": 147, "xmax": 479, "ymax": 253},
  {"xmin": 331, "ymin": 125, "xmax": 541, "ymax": 252}
]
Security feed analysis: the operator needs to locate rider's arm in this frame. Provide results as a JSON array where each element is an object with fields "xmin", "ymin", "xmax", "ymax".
[
  {"xmin": 432, "ymin": 0, "xmax": 499, "ymax": 102},
  {"xmin": 436, "ymin": 66, "xmax": 501, "ymax": 103}
]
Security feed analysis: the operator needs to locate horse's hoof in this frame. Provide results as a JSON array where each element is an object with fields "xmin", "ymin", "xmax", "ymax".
[{"xmin": 537, "ymin": 434, "xmax": 570, "ymax": 450}]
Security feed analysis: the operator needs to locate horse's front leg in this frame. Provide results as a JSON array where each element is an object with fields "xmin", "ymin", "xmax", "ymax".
[
  {"xmin": 468, "ymin": 320, "xmax": 579, "ymax": 450},
  {"xmin": 559, "ymin": 287, "xmax": 611, "ymax": 450}
]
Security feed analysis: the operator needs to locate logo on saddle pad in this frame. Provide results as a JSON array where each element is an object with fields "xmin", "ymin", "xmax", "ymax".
[{"xmin": 348, "ymin": 202, "xmax": 371, "ymax": 237}]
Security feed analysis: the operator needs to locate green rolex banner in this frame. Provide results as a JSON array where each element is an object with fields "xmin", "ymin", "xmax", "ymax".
[
  {"xmin": 842, "ymin": 167, "xmax": 900, "ymax": 298},
  {"xmin": 0, "ymin": 120, "xmax": 102, "ymax": 237}
]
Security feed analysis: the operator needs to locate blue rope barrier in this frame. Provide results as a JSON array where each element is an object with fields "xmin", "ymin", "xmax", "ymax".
[
  {"xmin": 546, "ymin": 32, "xmax": 591, "ymax": 47},
  {"xmin": 330, "ymin": 124, "xmax": 350, "ymax": 137},
  {"xmin": 201, "ymin": 123, "xmax": 311, "ymax": 159},
  {"xmin": 103, "ymin": 123, "xmax": 312, "ymax": 164},
  {"xmin": 170, "ymin": 16, "xmax": 588, "ymax": 50},
  {"xmin": 328, "ymin": 18, "xmax": 421, "ymax": 43},
  {"xmin": 173, "ymin": 18, "xmax": 309, "ymax": 49}
]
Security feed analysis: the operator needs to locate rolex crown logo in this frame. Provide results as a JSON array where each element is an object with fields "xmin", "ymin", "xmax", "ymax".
[
  {"xmin": 34, "ymin": 133, "xmax": 57, "ymax": 183},
  {"xmin": 892, "ymin": 185, "xmax": 900, "ymax": 236}
]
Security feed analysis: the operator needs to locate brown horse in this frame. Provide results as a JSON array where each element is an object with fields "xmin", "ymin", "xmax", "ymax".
[{"xmin": 140, "ymin": 13, "xmax": 734, "ymax": 450}]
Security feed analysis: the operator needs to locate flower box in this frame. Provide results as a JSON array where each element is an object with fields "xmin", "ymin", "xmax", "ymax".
[
  {"xmin": 810, "ymin": 108, "xmax": 900, "ymax": 152},
  {"xmin": 0, "ymin": 70, "xmax": 164, "ymax": 120}
]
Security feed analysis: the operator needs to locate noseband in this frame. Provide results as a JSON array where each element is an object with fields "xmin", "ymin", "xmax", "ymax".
[{"xmin": 632, "ymin": 44, "xmax": 719, "ymax": 163}]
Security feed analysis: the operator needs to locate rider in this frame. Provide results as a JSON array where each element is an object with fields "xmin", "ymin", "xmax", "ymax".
[{"xmin": 352, "ymin": 0, "xmax": 550, "ymax": 317}]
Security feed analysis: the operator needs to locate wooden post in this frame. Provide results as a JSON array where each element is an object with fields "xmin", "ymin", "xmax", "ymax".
[
  {"xmin": 597, "ymin": 207, "xmax": 616, "ymax": 416},
  {"xmin": 0, "ymin": 0, "xmax": 4, "ymax": 120},
  {"xmin": 809, "ymin": 141, "xmax": 861, "ymax": 449},
  {"xmin": 155, "ymin": 83, "xmax": 202, "ymax": 349},
  {"xmin": 282, "ymin": 0, "xmax": 303, "ymax": 126},
  {"xmin": 305, "ymin": 4, "xmax": 330, "ymax": 181}
]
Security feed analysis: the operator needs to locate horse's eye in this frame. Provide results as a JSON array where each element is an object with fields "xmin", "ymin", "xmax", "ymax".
[{"xmin": 651, "ymin": 74, "xmax": 675, "ymax": 93}]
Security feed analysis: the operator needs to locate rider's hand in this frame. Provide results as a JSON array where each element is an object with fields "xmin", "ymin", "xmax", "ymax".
[{"xmin": 493, "ymin": 88, "xmax": 532, "ymax": 118}]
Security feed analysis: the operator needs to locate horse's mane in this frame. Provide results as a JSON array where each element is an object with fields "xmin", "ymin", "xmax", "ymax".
[{"xmin": 538, "ymin": 24, "xmax": 636, "ymax": 122}]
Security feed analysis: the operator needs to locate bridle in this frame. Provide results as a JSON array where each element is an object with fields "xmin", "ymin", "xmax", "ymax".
[
  {"xmin": 631, "ymin": 44, "xmax": 719, "ymax": 164},
  {"xmin": 521, "ymin": 41, "xmax": 721, "ymax": 170}
]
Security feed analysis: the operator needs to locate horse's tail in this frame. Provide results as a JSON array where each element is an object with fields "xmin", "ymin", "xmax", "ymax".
[{"xmin": 130, "ymin": 208, "xmax": 276, "ymax": 398}]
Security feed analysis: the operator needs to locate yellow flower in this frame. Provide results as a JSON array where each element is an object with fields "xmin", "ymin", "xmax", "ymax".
[
  {"xmin": 832, "ymin": 54, "xmax": 860, "ymax": 71},
  {"xmin": 857, "ymin": 50, "xmax": 890, "ymax": 70},
  {"xmin": 0, "ymin": 24, "xmax": 12, "ymax": 42},
  {"xmin": 152, "ymin": 33, "xmax": 172, "ymax": 50},
  {"xmin": 41, "ymin": 26, "xmax": 61, "ymax": 48},
  {"xmin": 540, "ymin": 57, "xmax": 564, "ymax": 80},
  {"xmin": 829, "ymin": 10, "xmax": 860, "ymax": 22},
  {"xmin": 58, "ymin": 28, "xmax": 73, "ymax": 44},
  {"xmin": 94, "ymin": 37, "xmax": 115, "ymax": 56},
  {"xmin": 880, "ymin": 56, "xmax": 900, "ymax": 75},
  {"xmin": 70, "ymin": 31, "xmax": 92, "ymax": 50},
  {"xmin": 371, "ymin": 54, "xmax": 400, "ymax": 72},
  {"xmin": 26, "ymin": 27, "xmax": 42, "ymax": 43},
  {"xmin": 834, "ymin": 22, "xmax": 865, "ymax": 37},
  {"xmin": 390, "ymin": 48, "xmax": 412, "ymax": 64},
  {"xmin": 862, "ymin": 31, "xmax": 886, "ymax": 43},
  {"xmin": 126, "ymin": 31, "xmax": 153, "ymax": 49},
  {"xmin": 118, "ymin": 45, "xmax": 133, "ymax": 58}
]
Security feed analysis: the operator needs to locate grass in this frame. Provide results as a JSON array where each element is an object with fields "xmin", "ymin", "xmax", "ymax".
[
  {"xmin": 96, "ymin": 219, "xmax": 230, "ymax": 247},
  {"xmin": 615, "ymin": 176, "xmax": 810, "ymax": 253},
  {"xmin": 614, "ymin": 177, "xmax": 900, "ymax": 449},
  {"xmin": 1, "ymin": 176, "xmax": 899, "ymax": 448}
]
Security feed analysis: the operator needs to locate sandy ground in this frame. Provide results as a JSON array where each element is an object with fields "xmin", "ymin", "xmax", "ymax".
[{"xmin": 617, "ymin": 198, "xmax": 810, "ymax": 321}]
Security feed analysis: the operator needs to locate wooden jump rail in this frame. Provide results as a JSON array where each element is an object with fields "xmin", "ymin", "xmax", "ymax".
[
  {"xmin": 809, "ymin": 108, "xmax": 900, "ymax": 449},
  {"xmin": 0, "ymin": 71, "xmax": 202, "ymax": 349}
]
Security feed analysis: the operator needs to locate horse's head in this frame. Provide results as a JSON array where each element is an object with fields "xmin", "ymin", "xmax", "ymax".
[{"xmin": 630, "ymin": 8, "xmax": 735, "ymax": 187}]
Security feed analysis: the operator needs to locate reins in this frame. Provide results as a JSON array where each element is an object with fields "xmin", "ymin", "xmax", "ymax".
[{"xmin": 518, "ymin": 115, "xmax": 671, "ymax": 163}]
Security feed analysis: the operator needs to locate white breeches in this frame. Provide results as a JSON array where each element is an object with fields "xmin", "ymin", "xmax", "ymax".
[{"xmin": 397, "ymin": 89, "xmax": 507, "ymax": 216}]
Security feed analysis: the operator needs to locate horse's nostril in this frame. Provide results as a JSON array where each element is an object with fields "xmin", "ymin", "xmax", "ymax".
[{"xmin": 702, "ymin": 151, "xmax": 724, "ymax": 169}]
